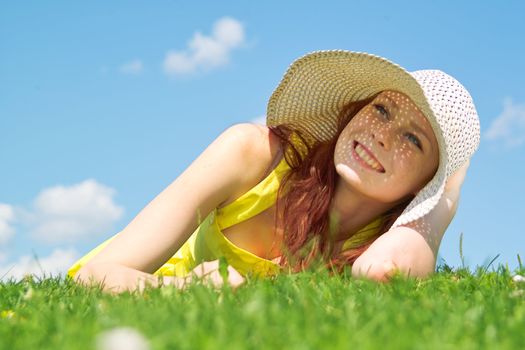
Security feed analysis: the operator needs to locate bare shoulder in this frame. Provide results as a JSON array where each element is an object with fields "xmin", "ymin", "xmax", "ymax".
[
  {"xmin": 251, "ymin": 122, "xmax": 283, "ymax": 161},
  {"xmin": 219, "ymin": 122, "xmax": 283, "ymax": 207},
  {"xmin": 223, "ymin": 122, "xmax": 281, "ymax": 163}
]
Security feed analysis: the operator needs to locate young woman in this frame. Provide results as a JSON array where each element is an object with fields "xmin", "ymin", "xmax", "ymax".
[{"xmin": 69, "ymin": 50, "xmax": 480, "ymax": 294}]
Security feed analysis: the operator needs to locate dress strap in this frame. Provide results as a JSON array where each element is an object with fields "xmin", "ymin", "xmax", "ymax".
[
  {"xmin": 341, "ymin": 215, "xmax": 384, "ymax": 251},
  {"xmin": 216, "ymin": 157, "xmax": 290, "ymax": 230}
]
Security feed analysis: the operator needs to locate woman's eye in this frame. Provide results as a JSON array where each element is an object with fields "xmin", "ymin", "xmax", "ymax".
[
  {"xmin": 405, "ymin": 133, "xmax": 422, "ymax": 150},
  {"xmin": 374, "ymin": 104, "xmax": 389, "ymax": 119}
]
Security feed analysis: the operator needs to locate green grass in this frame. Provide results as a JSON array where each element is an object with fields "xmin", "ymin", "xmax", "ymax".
[{"xmin": 1, "ymin": 265, "xmax": 524, "ymax": 350}]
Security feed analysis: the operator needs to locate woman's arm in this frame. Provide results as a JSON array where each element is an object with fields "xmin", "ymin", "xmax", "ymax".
[
  {"xmin": 77, "ymin": 260, "xmax": 245, "ymax": 294},
  {"xmin": 351, "ymin": 160, "xmax": 470, "ymax": 282},
  {"xmin": 75, "ymin": 123, "xmax": 275, "ymax": 293}
]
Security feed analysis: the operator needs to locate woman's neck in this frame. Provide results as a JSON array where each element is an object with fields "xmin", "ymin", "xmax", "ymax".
[{"xmin": 329, "ymin": 176, "xmax": 393, "ymax": 241}]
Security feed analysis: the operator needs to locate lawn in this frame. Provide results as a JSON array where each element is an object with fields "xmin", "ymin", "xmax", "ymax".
[{"xmin": 1, "ymin": 264, "xmax": 524, "ymax": 350}]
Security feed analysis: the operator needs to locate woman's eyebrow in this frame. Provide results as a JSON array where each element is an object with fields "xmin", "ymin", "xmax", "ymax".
[{"xmin": 383, "ymin": 95, "xmax": 399, "ymax": 111}]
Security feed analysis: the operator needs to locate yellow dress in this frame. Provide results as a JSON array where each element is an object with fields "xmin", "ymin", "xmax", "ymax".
[{"xmin": 67, "ymin": 157, "xmax": 383, "ymax": 279}]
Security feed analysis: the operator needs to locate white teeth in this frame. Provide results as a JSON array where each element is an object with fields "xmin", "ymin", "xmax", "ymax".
[{"xmin": 355, "ymin": 144, "xmax": 382, "ymax": 171}]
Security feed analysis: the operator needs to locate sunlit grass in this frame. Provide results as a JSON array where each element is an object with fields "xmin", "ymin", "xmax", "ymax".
[{"xmin": 1, "ymin": 262, "xmax": 524, "ymax": 350}]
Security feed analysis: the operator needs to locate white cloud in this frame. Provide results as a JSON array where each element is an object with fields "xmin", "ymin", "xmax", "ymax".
[
  {"xmin": 119, "ymin": 59, "xmax": 143, "ymax": 75},
  {"xmin": 163, "ymin": 17, "xmax": 245, "ymax": 76},
  {"xmin": 0, "ymin": 203, "xmax": 15, "ymax": 245},
  {"xmin": 28, "ymin": 179, "xmax": 124, "ymax": 244},
  {"xmin": 251, "ymin": 115, "xmax": 266, "ymax": 125},
  {"xmin": 0, "ymin": 248, "xmax": 78, "ymax": 281},
  {"xmin": 485, "ymin": 97, "xmax": 525, "ymax": 148}
]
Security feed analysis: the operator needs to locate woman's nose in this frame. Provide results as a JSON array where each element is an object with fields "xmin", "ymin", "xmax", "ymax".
[{"xmin": 372, "ymin": 130, "xmax": 391, "ymax": 150}]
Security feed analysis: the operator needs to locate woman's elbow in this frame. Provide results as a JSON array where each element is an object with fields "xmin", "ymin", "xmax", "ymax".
[
  {"xmin": 351, "ymin": 260, "xmax": 395, "ymax": 282},
  {"xmin": 74, "ymin": 264, "xmax": 98, "ymax": 286},
  {"xmin": 351, "ymin": 260, "xmax": 434, "ymax": 282},
  {"xmin": 74, "ymin": 263, "xmax": 111, "ymax": 289}
]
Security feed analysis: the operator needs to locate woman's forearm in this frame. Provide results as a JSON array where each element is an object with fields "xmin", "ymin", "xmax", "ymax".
[
  {"xmin": 75, "ymin": 262, "xmax": 173, "ymax": 294},
  {"xmin": 74, "ymin": 260, "xmax": 244, "ymax": 294}
]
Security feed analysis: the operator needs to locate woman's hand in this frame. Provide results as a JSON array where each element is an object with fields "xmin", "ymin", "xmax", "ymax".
[
  {"xmin": 162, "ymin": 260, "xmax": 245, "ymax": 289},
  {"xmin": 443, "ymin": 159, "xmax": 470, "ymax": 207}
]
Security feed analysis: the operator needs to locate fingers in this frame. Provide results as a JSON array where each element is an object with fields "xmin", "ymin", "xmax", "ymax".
[
  {"xmin": 192, "ymin": 260, "xmax": 221, "ymax": 278},
  {"xmin": 161, "ymin": 275, "xmax": 192, "ymax": 289},
  {"xmin": 225, "ymin": 265, "xmax": 245, "ymax": 289},
  {"xmin": 155, "ymin": 260, "xmax": 246, "ymax": 290}
]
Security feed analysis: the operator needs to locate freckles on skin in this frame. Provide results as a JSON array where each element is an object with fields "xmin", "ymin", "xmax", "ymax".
[
  {"xmin": 381, "ymin": 90, "xmax": 439, "ymax": 190},
  {"xmin": 334, "ymin": 90, "xmax": 439, "ymax": 202}
]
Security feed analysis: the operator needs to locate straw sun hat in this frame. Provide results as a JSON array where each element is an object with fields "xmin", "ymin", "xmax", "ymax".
[{"xmin": 266, "ymin": 50, "xmax": 481, "ymax": 229}]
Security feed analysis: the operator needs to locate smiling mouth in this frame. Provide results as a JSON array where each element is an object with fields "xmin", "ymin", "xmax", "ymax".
[{"xmin": 352, "ymin": 141, "xmax": 385, "ymax": 173}]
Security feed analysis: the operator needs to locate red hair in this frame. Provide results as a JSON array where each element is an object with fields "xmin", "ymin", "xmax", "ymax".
[{"xmin": 268, "ymin": 94, "xmax": 415, "ymax": 273}]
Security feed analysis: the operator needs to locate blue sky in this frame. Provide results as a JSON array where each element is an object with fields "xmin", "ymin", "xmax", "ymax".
[{"xmin": 1, "ymin": 1, "xmax": 524, "ymax": 279}]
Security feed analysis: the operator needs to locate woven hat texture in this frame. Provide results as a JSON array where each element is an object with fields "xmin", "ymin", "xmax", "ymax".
[{"xmin": 266, "ymin": 50, "xmax": 480, "ymax": 228}]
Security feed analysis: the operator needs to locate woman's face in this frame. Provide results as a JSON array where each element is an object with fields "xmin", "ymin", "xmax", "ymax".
[{"xmin": 334, "ymin": 90, "xmax": 439, "ymax": 205}]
